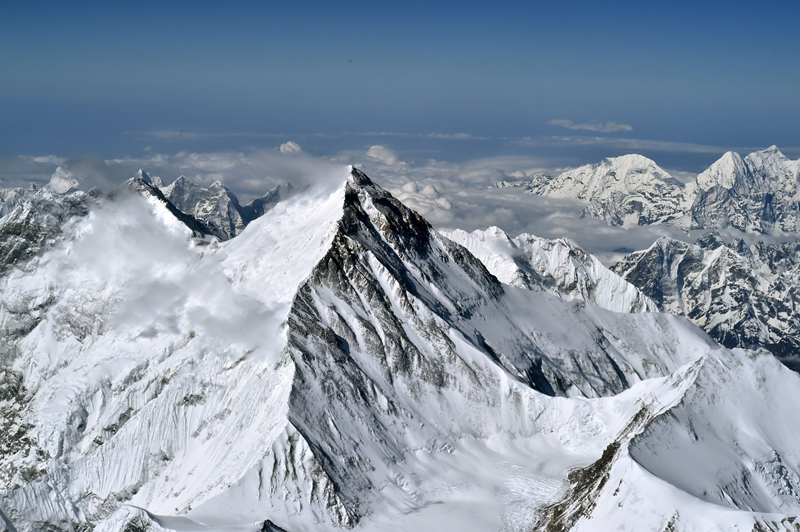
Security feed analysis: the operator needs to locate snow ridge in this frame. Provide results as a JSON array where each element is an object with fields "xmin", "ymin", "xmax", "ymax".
[{"xmin": 442, "ymin": 226, "xmax": 657, "ymax": 313}]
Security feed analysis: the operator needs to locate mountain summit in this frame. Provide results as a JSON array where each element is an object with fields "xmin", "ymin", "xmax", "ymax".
[
  {"xmin": 2, "ymin": 167, "xmax": 800, "ymax": 531},
  {"xmin": 693, "ymin": 146, "xmax": 800, "ymax": 232}
]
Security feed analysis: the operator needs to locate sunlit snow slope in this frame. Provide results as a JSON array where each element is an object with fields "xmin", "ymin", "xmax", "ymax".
[
  {"xmin": 442, "ymin": 226, "xmax": 657, "ymax": 313},
  {"xmin": 1, "ymin": 167, "xmax": 800, "ymax": 532}
]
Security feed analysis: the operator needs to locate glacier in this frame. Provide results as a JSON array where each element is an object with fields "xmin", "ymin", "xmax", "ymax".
[{"xmin": 1, "ymin": 166, "xmax": 800, "ymax": 531}]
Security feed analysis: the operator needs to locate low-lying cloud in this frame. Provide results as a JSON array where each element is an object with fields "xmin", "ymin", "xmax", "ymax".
[
  {"xmin": 5, "ymin": 139, "xmax": 797, "ymax": 267},
  {"xmin": 1, "ymin": 144, "xmax": 346, "ymax": 201},
  {"xmin": 548, "ymin": 119, "xmax": 633, "ymax": 133}
]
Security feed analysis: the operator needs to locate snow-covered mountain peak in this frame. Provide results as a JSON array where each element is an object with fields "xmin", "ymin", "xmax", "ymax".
[
  {"xmin": 600, "ymin": 153, "xmax": 672, "ymax": 180},
  {"xmin": 158, "ymin": 175, "xmax": 250, "ymax": 240},
  {"xmin": 346, "ymin": 164, "xmax": 374, "ymax": 187},
  {"xmin": 696, "ymin": 151, "xmax": 747, "ymax": 191},
  {"xmin": 45, "ymin": 167, "xmax": 80, "ymax": 194},
  {"xmin": 527, "ymin": 152, "xmax": 692, "ymax": 227},
  {"xmin": 544, "ymin": 153, "xmax": 678, "ymax": 196},
  {"xmin": 746, "ymin": 145, "xmax": 798, "ymax": 176},
  {"xmin": 134, "ymin": 169, "xmax": 163, "ymax": 188},
  {"xmin": 692, "ymin": 146, "xmax": 800, "ymax": 232},
  {"xmin": 6, "ymin": 166, "xmax": 800, "ymax": 531}
]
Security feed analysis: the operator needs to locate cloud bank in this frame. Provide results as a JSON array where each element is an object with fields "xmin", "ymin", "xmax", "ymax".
[
  {"xmin": 5, "ymin": 140, "xmax": 796, "ymax": 267},
  {"xmin": 548, "ymin": 119, "xmax": 633, "ymax": 133}
]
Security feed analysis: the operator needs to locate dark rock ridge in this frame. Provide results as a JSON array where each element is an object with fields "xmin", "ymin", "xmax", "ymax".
[{"xmin": 158, "ymin": 173, "xmax": 290, "ymax": 240}]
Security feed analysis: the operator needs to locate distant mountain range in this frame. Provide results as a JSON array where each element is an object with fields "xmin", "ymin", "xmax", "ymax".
[{"xmin": 495, "ymin": 146, "xmax": 800, "ymax": 233}]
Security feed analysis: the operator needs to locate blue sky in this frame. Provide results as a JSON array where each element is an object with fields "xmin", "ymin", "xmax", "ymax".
[{"xmin": 1, "ymin": 0, "xmax": 799, "ymax": 169}]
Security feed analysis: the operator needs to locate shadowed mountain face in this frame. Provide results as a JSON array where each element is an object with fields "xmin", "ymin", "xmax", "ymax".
[
  {"xmin": 2, "ymin": 167, "xmax": 800, "ymax": 532},
  {"xmin": 159, "ymin": 174, "xmax": 290, "ymax": 240},
  {"xmin": 613, "ymin": 233, "xmax": 800, "ymax": 372}
]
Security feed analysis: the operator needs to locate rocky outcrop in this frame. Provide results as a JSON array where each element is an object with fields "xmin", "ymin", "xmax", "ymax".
[
  {"xmin": 159, "ymin": 175, "xmax": 289, "ymax": 240},
  {"xmin": 613, "ymin": 233, "xmax": 800, "ymax": 371}
]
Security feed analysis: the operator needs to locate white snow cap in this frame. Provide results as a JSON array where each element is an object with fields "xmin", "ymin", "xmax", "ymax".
[
  {"xmin": 696, "ymin": 151, "xmax": 747, "ymax": 191},
  {"xmin": 46, "ymin": 167, "xmax": 80, "ymax": 193}
]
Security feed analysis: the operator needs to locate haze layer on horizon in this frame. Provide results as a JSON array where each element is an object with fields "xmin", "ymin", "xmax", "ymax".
[{"xmin": 1, "ymin": 0, "xmax": 798, "ymax": 171}]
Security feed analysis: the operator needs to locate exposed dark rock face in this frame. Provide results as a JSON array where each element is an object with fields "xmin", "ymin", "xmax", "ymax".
[
  {"xmin": 279, "ymin": 169, "xmax": 706, "ymax": 523},
  {"xmin": 0, "ymin": 188, "xmax": 92, "ymax": 277},
  {"xmin": 159, "ymin": 175, "xmax": 289, "ymax": 240}
]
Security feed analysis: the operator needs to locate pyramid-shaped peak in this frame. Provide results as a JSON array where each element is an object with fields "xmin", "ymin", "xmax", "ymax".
[
  {"xmin": 347, "ymin": 165, "xmax": 376, "ymax": 188},
  {"xmin": 747, "ymin": 145, "xmax": 788, "ymax": 163},
  {"xmin": 697, "ymin": 151, "xmax": 747, "ymax": 191},
  {"xmin": 46, "ymin": 167, "xmax": 80, "ymax": 193}
]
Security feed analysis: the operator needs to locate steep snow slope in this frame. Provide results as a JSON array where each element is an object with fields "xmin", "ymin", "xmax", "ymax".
[
  {"xmin": 0, "ymin": 174, "xmax": 351, "ymax": 530},
  {"xmin": 565, "ymin": 348, "xmax": 800, "ymax": 532},
  {"xmin": 442, "ymin": 226, "xmax": 656, "ymax": 313},
  {"xmin": 2, "ymin": 167, "xmax": 800, "ymax": 532}
]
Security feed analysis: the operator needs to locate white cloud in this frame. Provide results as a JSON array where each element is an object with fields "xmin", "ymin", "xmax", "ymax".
[
  {"xmin": 279, "ymin": 141, "xmax": 302, "ymax": 154},
  {"xmin": 6, "ymin": 141, "xmax": 799, "ymax": 269},
  {"xmin": 134, "ymin": 130, "xmax": 283, "ymax": 141},
  {"xmin": 366, "ymin": 145, "xmax": 399, "ymax": 166},
  {"xmin": 514, "ymin": 135, "xmax": 781, "ymax": 156},
  {"xmin": 548, "ymin": 119, "xmax": 633, "ymax": 133},
  {"xmin": 351, "ymin": 149, "xmax": 709, "ymax": 265}
]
